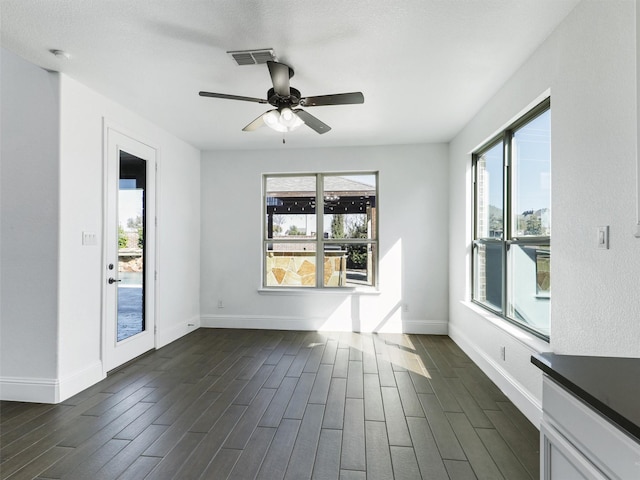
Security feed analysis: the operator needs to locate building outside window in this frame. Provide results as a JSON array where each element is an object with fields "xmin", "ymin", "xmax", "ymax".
[
  {"xmin": 264, "ymin": 173, "xmax": 378, "ymax": 288},
  {"xmin": 472, "ymin": 99, "xmax": 551, "ymax": 339}
]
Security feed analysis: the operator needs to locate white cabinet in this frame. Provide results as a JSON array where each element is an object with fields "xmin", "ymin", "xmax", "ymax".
[
  {"xmin": 541, "ymin": 420, "xmax": 608, "ymax": 479},
  {"xmin": 540, "ymin": 376, "xmax": 640, "ymax": 480}
]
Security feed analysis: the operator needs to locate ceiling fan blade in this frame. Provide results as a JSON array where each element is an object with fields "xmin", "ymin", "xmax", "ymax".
[
  {"xmin": 267, "ymin": 61, "xmax": 292, "ymax": 97},
  {"xmin": 242, "ymin": 112, "xmax": 269, "ymax": 132},
  {"xmin": 294, "ymin": 109, "xmax": 331, "ymax": 135},
  {"xmin": 199, "ymin": 91, "xmax": 267, "ymax": 104},
  {"xmin": 300, "ymin": 92, "xmax": 364, "ymax": 107}
]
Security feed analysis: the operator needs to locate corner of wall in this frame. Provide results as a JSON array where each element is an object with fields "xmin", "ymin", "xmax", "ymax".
[
  {"xmin": 57, "ymin": 361, "xmax": 104, "ymax": 402},
  {"xmin": 156, "ymin": 315, "xmax": 201, "ymax": 349},
  {"xmin": 448, "ymin": 321, "xmax": 543, "ymax": 428}
]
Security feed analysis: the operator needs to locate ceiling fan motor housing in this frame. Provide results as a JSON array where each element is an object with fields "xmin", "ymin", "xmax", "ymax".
[{"xmin": 268, "ymin": 87, "xmax": 301, "ymax": 109}]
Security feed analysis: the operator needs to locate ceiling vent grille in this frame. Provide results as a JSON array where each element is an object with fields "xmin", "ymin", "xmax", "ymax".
[{"xmin": 227, "ymin": 49, "xmax": 276, "ymax": 66}]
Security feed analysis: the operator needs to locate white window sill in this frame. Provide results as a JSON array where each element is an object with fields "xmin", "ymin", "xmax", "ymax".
[
  {"xmin": 461, "ymin": 300, "xmax": 551, "ymax": 353},
  {"xmin": 258, "ymin": 287, "xmax": 381, "ymax": 296}
]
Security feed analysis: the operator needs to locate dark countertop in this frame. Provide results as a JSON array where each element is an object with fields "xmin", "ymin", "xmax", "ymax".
[{"xmin": 531, "ymin": 352, "xmax": 640, "ymax": 443}]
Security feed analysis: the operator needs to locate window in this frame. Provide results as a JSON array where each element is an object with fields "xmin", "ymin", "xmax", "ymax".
[
  {"xmin": 472, "ymin": 99, "xmax": 550, "ymax": 339},
  {"xmin": 264, "ymin": 173, "xmax": 378, "ymax": 288}
]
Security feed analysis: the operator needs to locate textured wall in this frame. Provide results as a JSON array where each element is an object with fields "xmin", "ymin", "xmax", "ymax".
[
  {"xmin": 57, "ymin": 75, "xmax": 202, "ymax": 397},
  {"xmin": 448, "ymin": 0, "xmax": 640, "ymax": 427},
  {"xmin": 200, "ymin": 144, "xmax": 449, "ymax": 334},
  {"xmin": 0, "ymin": 49, "xmax": 60, "ymax": 399}
]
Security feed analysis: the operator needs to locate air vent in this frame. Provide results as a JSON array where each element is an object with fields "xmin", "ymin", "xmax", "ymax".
[{"xmin": 227, "ymin": 49, "xmax": 276, "ymax": 66}]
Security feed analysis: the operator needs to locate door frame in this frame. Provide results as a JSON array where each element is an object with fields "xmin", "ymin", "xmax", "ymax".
[{"xmin": 102, "ymin": 120, "xmax": 157, "ymax": 374}]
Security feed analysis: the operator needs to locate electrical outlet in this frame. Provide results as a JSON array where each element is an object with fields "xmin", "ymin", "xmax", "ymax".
[
  {"xmin": 403, "ymin": 304, "xmax": 409, "ymax": 312},
  {"xmin": 217, "ymin": 300, "xmax": 224, "ymax": 309}
]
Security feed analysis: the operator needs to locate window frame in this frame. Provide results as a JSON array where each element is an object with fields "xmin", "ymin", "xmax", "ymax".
[
  {"xmin": 471, "ymin": 98, "xmax": 551, "ymax": 340},
  {"xmin": 263, "ymin": 171, "xmax": 379, "ymax": 289}
]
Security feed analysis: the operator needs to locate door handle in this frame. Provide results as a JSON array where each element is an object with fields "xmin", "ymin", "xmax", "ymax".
[{"xmin": 108, "ymin": 277, "xmax": 121, "ymax": 284}]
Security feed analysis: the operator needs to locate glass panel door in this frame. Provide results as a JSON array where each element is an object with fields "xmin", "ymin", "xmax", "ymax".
[{"xmin": 103, "ymin": 125, "xmax": 156, "ymax": 373}]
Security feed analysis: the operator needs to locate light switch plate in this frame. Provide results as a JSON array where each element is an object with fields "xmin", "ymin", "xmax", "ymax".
[
  {"xmin": 596, "ymin": 226, "xmax": 609, "ymax": 249},
  {"xmin": 82, "ymin": 231, "xmax": 97, "ymax": 246}
]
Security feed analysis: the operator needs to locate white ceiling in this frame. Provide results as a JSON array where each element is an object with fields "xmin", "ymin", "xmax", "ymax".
[{"xmin": 1, "ymin": 0, "xmax": 580, "ymax": 151}]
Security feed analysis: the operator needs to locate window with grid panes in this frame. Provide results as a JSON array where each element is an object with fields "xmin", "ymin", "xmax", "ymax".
[
  {"xmin": 472, "ymin": 99, "xmax": 550, "ymax": 339},
  {"xmin": 264, "ymin": 173, "xmax": 378, "ymax": 288}
]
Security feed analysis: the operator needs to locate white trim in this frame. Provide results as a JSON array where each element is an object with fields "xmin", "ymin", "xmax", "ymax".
[
  {"xmin": 449, "ymin": 321, "xmax": 543, "ymax": 428},
  {"xmin": 102, "ymin": 120, "xmax": 158, "ymax": 374},
  {"xmin": 468, "ymin": 89, "xmax": 551, "ymax": 154},
  {"xmin": 636, "ymin": 0, "xmax": 640, "ymax": 237},
  {"xmin": 461, "ymin": 301, "xmax": 550, "ymax": 352},
  {"xmin": 0, "ymin": 361, "xmax": 105, "ymax": 404},
  {"xmin": 156, "ymin": 315, "xmax": 201, "ymax": 348},
  {"xmin": 258, "ymin": 287, "xmax": 381, "ymax": 296},
  {"xmin": 0, "ymin": 376, "xmax": 59, "ymax": 404},
  {"xmin": 58, "ymin": 361, "xmax": 104, "ymax": 402},
  {"xmin": 202, "ymin": 314, "xmax": 340, "ymax": 331},
  {"xmin": 201, "ymin": 314, "xmax": 447, "ymax": 334},
  {"xmin": 402, "ymin": 319, "xmax": 448, "ymax": 335}
]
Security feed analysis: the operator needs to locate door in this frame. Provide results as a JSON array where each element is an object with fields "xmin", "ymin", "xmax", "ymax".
[{"xmin": 104, "ymin": 127, "xmax": 156, "ymax": 372}]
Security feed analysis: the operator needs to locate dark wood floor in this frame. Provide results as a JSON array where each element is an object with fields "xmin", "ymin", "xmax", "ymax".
[{"xmin": 0, "ymin": 329, "xmax": 539, "ymax": 479}]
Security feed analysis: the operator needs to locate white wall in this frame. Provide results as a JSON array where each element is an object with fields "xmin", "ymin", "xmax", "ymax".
[
  {"xmin": 0, "ymin": 49, "xmax": 61, "ymax": 402},
  {"xmin": 201, "ymin": 144, "xmax": 449, "ymax": 334},
  {"xmin": 0, "ymin": 49, "xmax": 201, "ymax": 403},
  {"xmin": 57, "ymin": 76, "xmax": 202, "ymax": 400},
  {"xmin": 448, "ymin": 0, "xmax": 640, "ymax": 427}
]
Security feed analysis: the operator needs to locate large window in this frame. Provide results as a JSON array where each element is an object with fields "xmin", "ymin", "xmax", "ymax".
[
  {"xmin": 264, "ymin": 173, "xmax": 378, "ymax": 288},
  {"xmin": 472, "ymin": 99, "xmax": 550, "ymax": 339}
]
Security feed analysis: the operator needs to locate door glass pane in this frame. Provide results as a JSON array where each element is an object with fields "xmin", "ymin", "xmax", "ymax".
[
  {"xmin": 118, "ymin": 152, "xmax": 146, "ymax": 341},
  {"xmin": 266, "ymin": 176, "xmax": 316, "ymax": 239},
  {"xmin": 476, "ymin": 143, "xmax": 503, "ymax": 239},
  {"xmin": 507, "ymin": 244, "xmax": 550, "ymax": 336},
  {"xmin": 511, "ymin": 109, "xmax": 551, "ymax": 237},
  {"xmin": 473, "ymin": 242, "xmax": 503, "ymax": 312},
  {"xmin": 323, "ymin": 242, "xmax": 376, "ymax": 287},
  {"xmin": 323, "ymin": 174, "xmax": 377, "ymax": 240}
]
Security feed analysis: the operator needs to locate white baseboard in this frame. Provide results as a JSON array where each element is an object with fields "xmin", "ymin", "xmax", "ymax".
[
  {"xmin": 448, "ymin": 322, "xmax": 542, "ymax": 428},
  {"xmin": 156, "ymin": 315, "xmax": 201, "ymax": 348},
  {"xmin": 403, "ymin": 319, "xmax": 448, "ymax": 335},
  {"xmin": 58, "ymin": 361, "xmax": 104, "ymax": 402},
  {"xmin": 1, "ymin": 360, "xmax": 105, "ymax": 404},
  {"xmin": 201, "ymin": 314, "xmax": 447, "ymax": 334},
  {"xmin": 0, "ymin": 376, "xmax": 59, "ymax": 403}
]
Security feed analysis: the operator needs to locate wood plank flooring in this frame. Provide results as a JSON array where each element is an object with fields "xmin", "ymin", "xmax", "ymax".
[{"xmin": 0, "ymin": 329, "xmax": 540, "ymax": 479}]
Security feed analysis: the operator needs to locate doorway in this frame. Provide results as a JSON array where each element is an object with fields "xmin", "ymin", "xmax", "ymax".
[{"xmin": 104, "ymin": 127, "xmax": 156, "ymax": 373}]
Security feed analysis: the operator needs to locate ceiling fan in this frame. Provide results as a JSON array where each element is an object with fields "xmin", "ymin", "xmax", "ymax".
[{"xmin": 199, "ymin": 61, "xmax": 364, "ymax": 135}]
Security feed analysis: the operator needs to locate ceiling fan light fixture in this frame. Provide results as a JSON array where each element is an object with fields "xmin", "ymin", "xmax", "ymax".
[
  {"xmin": 263, "ymin": 108, "xmax": 304, "ymax": 133},
  {"xmin": 263, "ymin": 110, "xmax": 285, "ymax": 132},
  {"xmin": 287, "ymin": 112, "xmax": 305, "ymax": 131},
  {"xmin": 280, "ymin": 107, "xmax": 295, "ymax": 124}
]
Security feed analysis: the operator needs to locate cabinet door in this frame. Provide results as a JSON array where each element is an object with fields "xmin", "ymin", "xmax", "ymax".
[{"xmin": 541, "ymin": 423, "xmax": 608, "ymax": 480}]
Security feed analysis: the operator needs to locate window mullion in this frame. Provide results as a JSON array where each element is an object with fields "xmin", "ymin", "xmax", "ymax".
[
  {"xmin": 502, "ymin": 130, "xmax": 512, "ymax": 316},
  {"xmin": 316, "ymin": 174, "xmax": 324, "ymax": 288}
]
